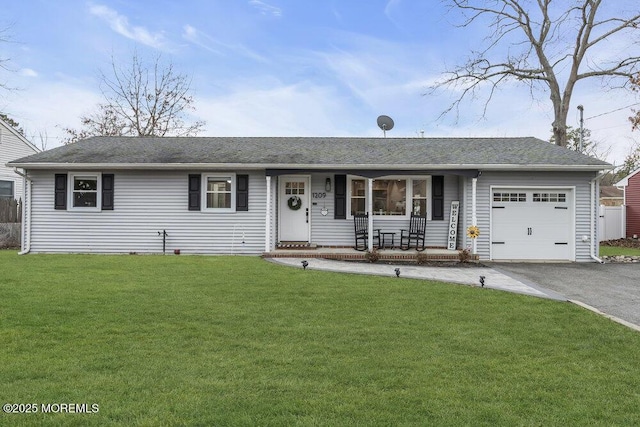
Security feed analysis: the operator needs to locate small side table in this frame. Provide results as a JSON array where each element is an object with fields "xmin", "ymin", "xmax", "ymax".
[{"xmin": 380, "ymin": 232, "xmax": 396, "ymax": 249}]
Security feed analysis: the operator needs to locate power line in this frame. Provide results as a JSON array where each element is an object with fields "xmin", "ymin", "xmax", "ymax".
[{"xmin": 585, "ymin": 102, "xmax": 640, "ymax": 120}]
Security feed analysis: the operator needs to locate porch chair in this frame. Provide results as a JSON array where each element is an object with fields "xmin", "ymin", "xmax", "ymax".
[
  {"xmin": 400, "ymin": 213, "xmax": 426, "ymax": 251},
  {"xmin": 353, "ymin": 213, "xmax": 380, "ymax": 251}
]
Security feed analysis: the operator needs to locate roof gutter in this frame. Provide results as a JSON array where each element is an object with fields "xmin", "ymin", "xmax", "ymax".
[
  {"xmin": 7, "ymin": 162, "xmax": 612, "ymax": 172},
  {"xmin": 13, "ymin": 168, "xmax": 32, "ymax": 255},
  {"xmin": 590, "ymin": 171, "xmax": 608, "ymax": 264}
]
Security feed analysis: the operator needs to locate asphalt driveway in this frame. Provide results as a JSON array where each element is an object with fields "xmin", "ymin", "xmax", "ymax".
[{"xmin": 489, "ymin": 262, "xmax": 640, "ymax": 327}]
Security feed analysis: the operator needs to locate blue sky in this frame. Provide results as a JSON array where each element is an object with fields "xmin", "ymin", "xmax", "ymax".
[{"xmin": 1, "ymin": 0, "xmax": 639, "ymax": 165}]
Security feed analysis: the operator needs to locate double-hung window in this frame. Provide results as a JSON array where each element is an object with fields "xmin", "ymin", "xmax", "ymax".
[
  {"xmin": 53, "ymin": 173, "xmax": 113, "ymax": 211},
  {"xmin": 411, "ymin": 179, "xmax": 429, "ymax": 216},
  {"xmin": 350, "ymin": 179, "xmax": 367, "ymax": 215},
  {"xmin": 203, "ymin": 174, "xmax": 236, "ymax": 212},
  {"xmin": 69, "ymin": 173, "xmax": 101, "ymax": 210}
]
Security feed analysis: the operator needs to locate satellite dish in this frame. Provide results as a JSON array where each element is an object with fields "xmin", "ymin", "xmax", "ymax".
[{"xmin": 377, "ymin": 115, "xmax": 394, "ymax": 137}]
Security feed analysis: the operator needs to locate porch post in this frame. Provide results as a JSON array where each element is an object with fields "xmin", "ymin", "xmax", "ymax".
[
  {"xmin": 368, "ymin": 178, "xmax": 373, "ymax": 251},
  {"xmin": 472, "ymin": 177, "xmax": 477, "ymax": 255},
  {"xmin": 265, "ymin": 175, "xmax": 272, "ymax": 252}
]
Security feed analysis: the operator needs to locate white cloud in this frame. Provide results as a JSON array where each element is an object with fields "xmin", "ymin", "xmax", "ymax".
[
  {"xmin": 89, "ymin": 3, "xmax": 167, "ymax": 50},
  {"xmin": 3, "ymin": 79, "xmax": 102, "ymax": 148},
  {"xmin": 182, "ymin": 25, "xmax": 223, "ymax": 55},
  {"xmin": 383, "ymin": 0, "xmax": 402, "ymax": 27},
  {"xmin": 182, "ymin": 25, "xmax": 268, "ymax": 62},
  {"xmin": 193, "ymin": 80, "xmax": 359, "ymax": 137},
  {"xmin": 248, "ymin": 0, "xmax": 282, "ymax": 17},
  {"xmin": 19, "ymin": 68, "xmax": 38, "ymax": 77}
]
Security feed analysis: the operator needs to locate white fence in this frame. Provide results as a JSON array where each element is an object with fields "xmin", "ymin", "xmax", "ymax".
[{"xmin": 599, "ymin": 205, "xmax": 625, "ymax": 241}]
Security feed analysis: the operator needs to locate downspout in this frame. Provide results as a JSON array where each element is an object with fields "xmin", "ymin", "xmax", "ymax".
[
  {"xmin": 590, "ymin": 171, "xmax": 607, "ymax": 263},
  {"xmin": 265, "ymin": 175, "xmax": 272, "ymax": 253},
  {"xmin": 13, "ymin": 168, "xmax": 31, "ymax": 255},
  {"xmin": 471, "ymin": 177, "xmax": 477, "ymax": 255},
  {"xmin": 367, "ymin": 178, "xmax": 373, "ymax": 251}
]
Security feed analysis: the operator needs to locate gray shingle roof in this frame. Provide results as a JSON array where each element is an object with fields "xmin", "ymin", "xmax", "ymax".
[{"xmin": 8, "ymin": 136, "xmax": 611, "ymax": 170}]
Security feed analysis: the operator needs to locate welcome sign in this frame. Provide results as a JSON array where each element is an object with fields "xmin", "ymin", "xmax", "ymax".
[{"xmin": 447, "ymin": 201, "xmax": 460, "ymax": 251}]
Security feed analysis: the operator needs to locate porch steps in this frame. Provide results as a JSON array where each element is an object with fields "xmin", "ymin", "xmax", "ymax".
[{"xmin": 276, "ymin": 242, "xmax": 318, "ymax": 249}]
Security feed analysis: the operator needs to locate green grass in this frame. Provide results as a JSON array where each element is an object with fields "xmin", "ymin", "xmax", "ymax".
[
  {"xmin": 600, "ymin": 245, "xmax": 640, "ymax": 256},
  {"xmin": 1, "ymin": 251, "xmax": 640, "ymax": 426}
]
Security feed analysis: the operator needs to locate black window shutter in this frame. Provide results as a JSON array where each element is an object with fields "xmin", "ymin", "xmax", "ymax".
[
  {"xmin": 188, "ymin": 174, "xmax": 201, "ymax": 211},
  {"xmin": 334, "ymin": 174, "xmax": 347, "ymax": 219},
  {"xmin": 54, "ymin": 174, "xmax": 67, "ymax": 210},
  {"xmin": 432, "ymin": 175, "xmax": 444, "ymax": 220},
  {"xmin": 236, "ymin": 174, "xmax": 249, "ymax": 211},
  {"xmin": 102, "ymin": 174, "xmax": 114, "ymax": 210}
]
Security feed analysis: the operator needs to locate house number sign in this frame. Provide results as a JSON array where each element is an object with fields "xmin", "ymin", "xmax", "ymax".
[
  {"xmin": 312, "ymin": 192, "xmax": 327, "ymax": 199},
  {"xmin": 447, "ymin": 201, "xmax": 460, "ymax": 251}
]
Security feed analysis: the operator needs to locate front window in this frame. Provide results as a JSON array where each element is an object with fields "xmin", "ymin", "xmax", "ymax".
[
  {"xmin": 203, "ymin": 174, "xmax": 236, "ymax": 211},
  {"xmin": 0, "ymin": 180, "xmax": 13, "ymax": 199},
  {"xmin": 372, "ymin": 179, "xmax": 407, "ymax": 215},
  {"xmin": 72, "ymin": 175, "xmax": 99, "ymax": 208},
  {"xmin": 348, "ymin": 176, "xmax": 432, "ymax": 218},
  {"xmin": 351, "ymin": 179, "xmax": 366, "ymax": 215},
  {"xmin": 412, "ymin": 180, "xmax": 428, "ymax": 215}
]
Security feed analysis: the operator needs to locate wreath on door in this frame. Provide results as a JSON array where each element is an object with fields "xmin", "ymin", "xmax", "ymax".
[{"xmin": 287, "ymin": 196, "xmax": 302, "ymax": 210}]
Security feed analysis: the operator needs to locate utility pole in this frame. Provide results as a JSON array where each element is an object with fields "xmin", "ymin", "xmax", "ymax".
[{"xmin": 577, "ymin": 105, "xmax": 584, "ymax": 153}]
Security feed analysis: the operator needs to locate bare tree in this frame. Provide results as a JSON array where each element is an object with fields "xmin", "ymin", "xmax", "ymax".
[
  {"xmin": 35, "ymin": 129, "xmax": 49, "ymax": 151},
  {"xmin": 630, "ymin": 73, "xmax": 640, "ymax": 131},
  {"xmin": 0, "ymin": 26, "xmax": 14, "ymax": 92},
  {"xmin": 62, "ymin": 104, "xmax": 129, "ymax": 144},
  {"xmin": 433, "ymin": 1, "xmax": 640, "ymax": 147},
  {"xmin": 550, "ymin": 126, "xmax": 609, "ymax": 160},
  {"xmin": 615, "ymin": 140, "xmax": 640, "ymax": 179},
  {"xmin": 63, "ymin": 51, "xmax": 205, "ymax": 144}
]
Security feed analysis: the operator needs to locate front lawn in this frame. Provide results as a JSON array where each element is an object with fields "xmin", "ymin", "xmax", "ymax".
[{"xmin": 1, "ymin": 251, "xmax": 640, "ymax": 426}]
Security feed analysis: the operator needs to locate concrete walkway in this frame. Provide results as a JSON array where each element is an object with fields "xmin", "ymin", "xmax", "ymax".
[{"xmin": 269, "ymin": 258, "xmax": 565, "ymax": 300}]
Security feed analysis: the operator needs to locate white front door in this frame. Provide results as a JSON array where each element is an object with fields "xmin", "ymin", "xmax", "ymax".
[{"xmin": 279, "ymin": 176, "xmax": 311, "ymax": 242}]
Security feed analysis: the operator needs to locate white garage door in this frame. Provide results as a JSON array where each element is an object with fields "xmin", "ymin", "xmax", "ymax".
[{"xmin": 491, "ymin": 189, "xmax": 574, "ymax": 261}]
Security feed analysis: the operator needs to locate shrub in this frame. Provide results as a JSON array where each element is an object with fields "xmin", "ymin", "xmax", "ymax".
[
  {"xmin": 416, "ymin": 252, "xmax": 429, "ymax": 265},
  {"xmin": 458, "ymin": 247, "xmax": 472, "ymax": 263},
  {"xmin": 365, "ymin": 249, "xmax": 380, "ymax": 263}
]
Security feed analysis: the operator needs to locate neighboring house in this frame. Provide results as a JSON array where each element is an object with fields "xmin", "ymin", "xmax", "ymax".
[
  {"xmin": 8, "ymin": 136, "xmax": 611, "ymax": 261},
  {"xmin": 616, "ymin": 169, "xmax": 640, "ymax": 238},
  {"xmin": 0, "ymin": 117, "xmax": 40, "ymax": 201},
  {"xmin": 599, "ymin": 186, "xmax": 624, "ymax": 206}
]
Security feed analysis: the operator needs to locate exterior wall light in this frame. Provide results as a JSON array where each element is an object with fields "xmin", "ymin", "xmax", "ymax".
[{"xmin": 325, "ymin": 177, "xmax": 331, "ymax": 192}]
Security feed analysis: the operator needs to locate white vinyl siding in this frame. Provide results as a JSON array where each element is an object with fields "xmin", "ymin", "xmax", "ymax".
[
  {"xmin": 25, "ymin": 169, "xmax": 598, "ymax": 259},
  {"xmin": 0, "ymin": 121, "xmax": 39, "ymax": 201},
  {"xmin": 27, "ymin": 170, "xmax": 267, "ymax": 254},
  {"xmin": 462, "ymin": 171, "xmax": 596, "ymax": 262}
]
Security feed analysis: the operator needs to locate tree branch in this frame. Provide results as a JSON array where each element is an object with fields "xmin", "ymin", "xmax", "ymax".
[{"xmin": 432, "ymin": 0, "xmax": 640, "ymax": 146}]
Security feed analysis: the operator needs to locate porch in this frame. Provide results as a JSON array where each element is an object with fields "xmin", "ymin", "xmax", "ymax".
[
  {"xmin": 265, "ymin": 172, "xmax": 477, "ymax": 256},
  {"xmin": 263, "ymin": 246, "xmax": 478, "ymax": 262}
]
